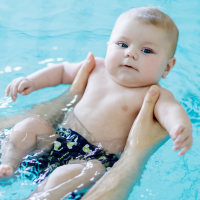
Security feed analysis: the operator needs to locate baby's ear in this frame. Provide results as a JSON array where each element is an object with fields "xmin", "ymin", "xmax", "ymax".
[{"xmin": 162, "ymin": 57, "xmax": 176, "ymax": 78}]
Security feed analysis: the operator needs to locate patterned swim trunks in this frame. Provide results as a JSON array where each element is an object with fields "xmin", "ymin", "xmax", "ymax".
[{"xmin": 19, "ymin": 127, "xmax": 119, "ymax": 183}]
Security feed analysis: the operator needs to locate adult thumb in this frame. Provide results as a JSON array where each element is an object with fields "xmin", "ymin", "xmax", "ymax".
[
  {"xmin": 139, "ymin": 85, "xmax": 160, "ymax": 119},
  {"xmin": 70, "ymin": 52, "xmax": 95, "ymax": 94}
]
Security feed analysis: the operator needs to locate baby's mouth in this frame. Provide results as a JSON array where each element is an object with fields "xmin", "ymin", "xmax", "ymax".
[
  {"xmin": 122, "ymin": 65, "xmax": 138, "ymax": 71},
  {"xmin": 124, "ymin": 65, "xmax": 133, "ymax": 68}
]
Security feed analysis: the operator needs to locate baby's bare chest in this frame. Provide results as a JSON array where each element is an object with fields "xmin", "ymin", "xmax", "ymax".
[
  {"xmin": 75, "ymin": 73, "xmax": 148, "ymax": 136},
  {"xmin": 74, "ymin": 83, "xmax": 148, "ymax": 153}
]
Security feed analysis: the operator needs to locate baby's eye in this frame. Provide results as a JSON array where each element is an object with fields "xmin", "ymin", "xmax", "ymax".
[
  {"xmin": 118, "ymin": 42, "xmax": 128, "ymax": 48},
  {"xmin": 141, "ymin": 48, "xmax": 154, "ymax": 54}
]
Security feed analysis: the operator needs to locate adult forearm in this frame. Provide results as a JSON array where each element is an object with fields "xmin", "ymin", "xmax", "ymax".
[
  {"xmin": 0, "ymin": 114, "xmax": 29, "ymax": 130},
  {"xmin": 30, "ymin": 91, "xmax": 80, "ymax": 127},
  {"xmin": 0, "ymin": 90, "xmax": 79, "ymax": 130}
]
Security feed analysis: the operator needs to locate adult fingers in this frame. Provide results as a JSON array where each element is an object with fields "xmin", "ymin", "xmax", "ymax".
[{"xmin": 70, "ymin": 52, "xmax": 95, "ymax": 94}]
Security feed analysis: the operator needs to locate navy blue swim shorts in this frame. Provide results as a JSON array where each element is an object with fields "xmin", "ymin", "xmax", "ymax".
[{"xmin": 19, "ymin": 128, "xmax": 119, "ymax": 184}]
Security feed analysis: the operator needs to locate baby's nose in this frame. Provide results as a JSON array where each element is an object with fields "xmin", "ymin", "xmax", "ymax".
[{"xmin": 125, "ymin": 47, "xmax": 138, "ymax": 60}]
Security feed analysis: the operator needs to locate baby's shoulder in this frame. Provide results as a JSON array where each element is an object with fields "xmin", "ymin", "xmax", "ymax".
[
  {"xmin": 130, "ymin": 85, "xmax": 174, "ymax": 100},
  {"xmin": 94, "ymin": 57, "xmax": 105, "ymax": 68},
  {"xmin": 156, "ymin": 86, "xmax": 179, "ymax": 106},
  {"xmin": 158, "ymin": 86, "xmax": 175, "ymax": 100},
  {"xmin": 89, "ymin": 57, "xmax": 105, "ymax": 75}
]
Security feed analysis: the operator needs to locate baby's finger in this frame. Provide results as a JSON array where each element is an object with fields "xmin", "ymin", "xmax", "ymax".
[
  {"xmin": 173, "ymin": 136, "xmax": 189, "ymax": 151},
  {"xmin": 21, "ymin": 87, "xmax": 32, "ymax": 95},
  {"xmin": 178, "ymin": 144, "xmax": 192, "ymax": 156},
  {"xmin": 18, "ymin": 80, "xmax": 30, "ymax": 93},
  {"xmin": 174, "ymin": 136, "xmax": 192, "ymax": 151},
  {"xmin": 10, "ymin": 77, "xmax": 25, "ymax": 100},
  {"xmin": 170, "ymin": 125, "xmax": 185, "ymax": 141},
  {"xmin": 173, "ymin": 134, "xmax": 187, "ymax": 146},
  {"xmin": 5, "ymin": 83, "xmax": 11, "ymax": 96},
  {"xmin": 10, "ymin": 85, "xmax": 18, "ymax": 101},
  {"xmin": 10, "ymin": 84, "xmax": 18, "ymax": 101}
]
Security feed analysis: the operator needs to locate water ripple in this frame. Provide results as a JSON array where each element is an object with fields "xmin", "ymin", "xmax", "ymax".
[{"xmin": 0, "ymin": 97, "xmax": 12, "ymax": 109}]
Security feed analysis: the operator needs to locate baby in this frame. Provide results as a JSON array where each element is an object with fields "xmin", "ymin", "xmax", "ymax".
[{"xmin": 0, "ymin": 7, "xmax": 192, "ymax": 199}]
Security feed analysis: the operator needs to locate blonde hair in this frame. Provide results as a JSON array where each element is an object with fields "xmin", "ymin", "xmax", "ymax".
[{"xmin": 116, "ymin": 7, "xmax": 179, "ymax": 56}]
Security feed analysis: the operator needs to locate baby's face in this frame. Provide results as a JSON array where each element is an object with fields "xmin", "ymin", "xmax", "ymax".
[{"xmin": 105, "ymin": 16, "xmax": 174, "ymax": 87}]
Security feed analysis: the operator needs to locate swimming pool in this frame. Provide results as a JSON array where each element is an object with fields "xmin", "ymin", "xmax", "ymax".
[{"xmin": 0, "ymin": 0, "xmax": 200, "ymax": 199}]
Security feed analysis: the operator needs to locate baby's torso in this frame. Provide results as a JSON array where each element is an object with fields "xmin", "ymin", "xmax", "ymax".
[{"xmin": 70, "ymin": 58, "xmax": 150, "ymax": 154}]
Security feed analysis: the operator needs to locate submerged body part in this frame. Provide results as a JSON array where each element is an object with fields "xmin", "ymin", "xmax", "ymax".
[{"xmin": 20, "ymin": 127, "xmax": 119, "ymax": 184}]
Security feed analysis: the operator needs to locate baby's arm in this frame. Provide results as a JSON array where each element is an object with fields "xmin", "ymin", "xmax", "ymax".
[
  {"xmin": 154, "ymin": 88, "xmax": 192, "ymax": 156},
  {"xmin": 6, "ymin": 62, "xmax": 81, "ymax": 101},
  {"xmin": 6, "ymin": 53, "xmax": 94, "ymax": 101},
  {"xmin": 1, "ymin": 53, "xmax": 95, "ymax": 129}
]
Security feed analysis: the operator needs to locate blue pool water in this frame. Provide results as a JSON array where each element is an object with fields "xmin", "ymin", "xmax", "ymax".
[{"xmin": 0, "ymin": 0, "xmax": 200, "ymax": 199}]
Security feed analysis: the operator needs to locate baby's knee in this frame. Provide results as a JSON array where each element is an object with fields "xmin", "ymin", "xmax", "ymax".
[
  {"xmin": 44, "ymin": 164, "xmax": 85, "ymax": 189},
  {"xmin": 49, "ymin": 160, "xmax": 105, "ymax": 183},
  {"xmin": 58, "ymin": 164, "xmax": 84, "ymax": 177},
  {"xmin": 84, "ymin": 160, "xmax": 105, "ymax": 177},
  {"xmin": 68, "ymin": 159, "xmax": 105, "ymax": 177},
  {"xmin": 13, "ymin": 116, "xmax": 53, "ymax": 135},
  {"xmin": 13, "ymin": 116, "xmax": 40, "ymax": 131}
]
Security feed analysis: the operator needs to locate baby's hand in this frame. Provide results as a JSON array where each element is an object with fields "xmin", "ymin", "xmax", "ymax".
[
  {"xmin": 170, "ymin": 124, "xmax": 193, "ymax": 156},
  {"xmin": 5, "ymin": 77, "xmax": 35, "ymax": 101}
]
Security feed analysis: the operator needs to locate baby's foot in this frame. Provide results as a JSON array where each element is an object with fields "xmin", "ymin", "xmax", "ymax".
[{"xmin": 0, "ymin": 164, "xmax": 14, "ymax": 177}]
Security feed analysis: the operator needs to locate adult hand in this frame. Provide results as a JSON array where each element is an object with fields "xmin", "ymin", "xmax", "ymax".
[
  {"xmin": 69, "ymin": 52, "xmax": 95, "ymax": 95},
  {"xmin": 125, "ymin": 85, "xmax": 169, "ymax": 153}
]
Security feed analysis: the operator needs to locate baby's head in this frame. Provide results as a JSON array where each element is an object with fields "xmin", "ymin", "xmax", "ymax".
[
  {"xmin": 114, "ymin": 7, "xmax": 178, "ymax": 56},
  {"xmin": 105, "ymin": 7, "xmax": 179, "ymax": 87}
]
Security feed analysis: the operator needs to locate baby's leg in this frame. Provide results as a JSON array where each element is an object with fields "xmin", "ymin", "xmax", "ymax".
[
  {"xmin": 28, "ymin": 160, "xmax": 105, "ymax": 200},
  {"xmin": 0, "ymin": 116, "xmax": 55, "ymax": 177}
]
